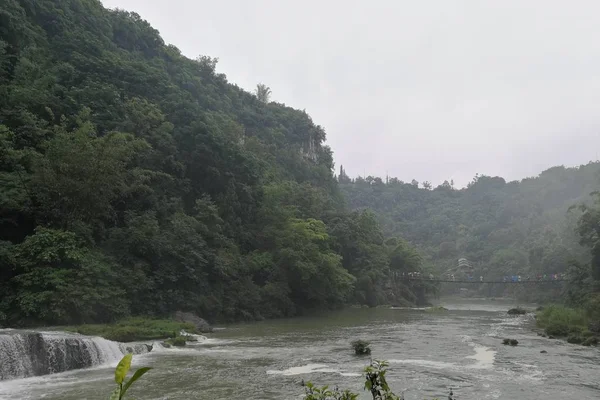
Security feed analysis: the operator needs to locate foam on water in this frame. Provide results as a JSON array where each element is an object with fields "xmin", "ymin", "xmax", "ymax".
[
  {"xmin": 266, "ymin": 363, "xmax": 359, "ymax": 377},
  {"xmin": 388, "ymin": 359, "xmax": 458, "ymax": 370},
  {"xmin": 0, "ymin": 330, "xmax": 150, "ymax": 381},
  {"xmin": 179, "ymin": 330, "xmax": 208, "ymax": 341},
  {"xmin": 466, "ymin": 344, "xmax": 496, "ymax": 370},
  {"xmin": 267, "ymin": 363, "xmax": 330, "ymax": 375},
  {"xmin": 390, "ymin": 340, "xmax": 495, "ymax": 373}
]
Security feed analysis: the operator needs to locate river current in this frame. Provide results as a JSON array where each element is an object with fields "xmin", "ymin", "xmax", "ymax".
[{"xmin": 0, "ymin": 299, "xmax": 598, "ymax": 399}]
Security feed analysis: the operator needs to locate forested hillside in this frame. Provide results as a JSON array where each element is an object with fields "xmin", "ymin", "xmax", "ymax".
[
  {"xmin": 340, "ymin": 163, "xmax": 600, "ymax": 281},
  {"xmin": 0, "ymin": 0, "xmax": 433, "ymax": 326}
]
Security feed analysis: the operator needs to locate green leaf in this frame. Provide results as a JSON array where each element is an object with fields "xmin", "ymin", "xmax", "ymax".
[
  {"xmin": 109, "ymin": 386, "xmax": 121, "ymax": 400},
  {"xmin": 114, "ymin": 354, "xmax": 132, "ymax": 384},
  {"xmin": 122, "ymin": 367, "xmax": 152, "ymax": 394}
]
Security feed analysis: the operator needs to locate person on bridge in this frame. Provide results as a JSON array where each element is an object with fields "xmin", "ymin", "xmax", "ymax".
[{"xmin": 480, "ymin": 276, "xmax": 483, "ymax": 282}]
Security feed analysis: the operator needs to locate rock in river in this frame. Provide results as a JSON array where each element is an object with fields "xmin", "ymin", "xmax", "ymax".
[{"xmin": 173, "ymin": 311, "xmax": 213, "ymax": 333}]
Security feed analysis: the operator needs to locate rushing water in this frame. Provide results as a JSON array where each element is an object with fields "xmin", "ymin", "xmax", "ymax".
[
  {"xmin": 0, "ymin": 330, "xmax": 150, "ymax": 381},
  {"xmin": 0, "ymin": 298, "xmax": 599, "ymax": 400}
]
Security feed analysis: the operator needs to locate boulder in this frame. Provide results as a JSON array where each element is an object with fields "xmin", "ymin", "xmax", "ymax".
[
  {"xmin": 507, "ymin": 308, "xmax": 527, "ymax": 315},
  {"xmin": 173, "ymin": 311, "xmax": 212, "ymax": 333},
  {"xmin": 540, "ymin": 350, "xmax": 547, "ymax": 353}
]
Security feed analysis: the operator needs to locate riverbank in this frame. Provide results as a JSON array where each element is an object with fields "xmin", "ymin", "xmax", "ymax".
[
  {"xmin": 58, "ymin": 317, "xmax": 198, "ymax": 342},
  {"xmin": 535, "ymin": 305, "xmax": 600, "ymax": 346}
]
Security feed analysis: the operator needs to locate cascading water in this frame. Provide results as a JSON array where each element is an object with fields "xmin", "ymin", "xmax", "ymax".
[{"xmin": 0, "ymin": 330, "xmax": 151, "ymax": 381}]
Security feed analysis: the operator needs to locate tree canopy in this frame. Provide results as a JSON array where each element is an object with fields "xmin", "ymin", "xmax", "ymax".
[
  {"xmin": 340, "ymin": 164, "xmax": 600, "ymax": 289},
  {"xmin": 0, "ymin": 0, "xmax": 427, "ymax": 325}
]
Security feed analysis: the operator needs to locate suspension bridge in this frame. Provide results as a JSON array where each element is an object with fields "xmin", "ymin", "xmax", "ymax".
[{"xmin": 396, "ymin": 277, "xmax": 567, "ymax": 284}]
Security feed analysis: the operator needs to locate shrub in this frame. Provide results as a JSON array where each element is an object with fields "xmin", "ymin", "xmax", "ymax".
[
  {"xmin": 567, "ymin": 335, "xmax": 584, "ymax": 344},
  {"xmin": 351, "ymin": 340, "xmax": 371, "ymax": 355},
  {"xmin": 165, "ymin": 336, "xmax": 187, "ymax": 347},
  {"xmin": 545, "ymin": 324, "xmax": 570, "ymax": 337},
  {"xmin": 582, "ymin": 337, "xmax": 599, "ymax": 346},
  {"xmin": 304, "ymin": 383, "xmax": 358, "ymax": 400},
  {"xmin": 536, "ymin": 305, "xmax": 587, "ymax": 337},
  {"xmin": 585, "ymin": 293, "xmax": 600, "ymax": 321},
  {"xmin": 569, "ymin": 325, "xmax": 583, "ymax": 334}
]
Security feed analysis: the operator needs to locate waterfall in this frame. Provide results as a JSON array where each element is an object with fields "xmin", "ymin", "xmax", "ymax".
[{"xmin": 0, "ymin": 330, "xmax": 151, "ymax": 381}]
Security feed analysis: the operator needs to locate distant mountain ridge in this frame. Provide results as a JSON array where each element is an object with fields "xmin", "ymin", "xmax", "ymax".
[{"xmin": 340, "ymin": 162, "xmax": 600, "ymax": 277}]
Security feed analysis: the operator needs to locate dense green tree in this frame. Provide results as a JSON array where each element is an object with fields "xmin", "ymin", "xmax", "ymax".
[
  {"xmin": 574, "ymin": 193, "xmax": 600, "ymax": 280},
  {"xmin": 1, "ymin": 227, "xmax": 127, "ymax": 324},
  {"xmin": 0, "ymin": 0, "xmax": 425, "ymax": 326},
  {"xmin": 340, "ymin": 164, "xmax": 600, "ymax": 294}
]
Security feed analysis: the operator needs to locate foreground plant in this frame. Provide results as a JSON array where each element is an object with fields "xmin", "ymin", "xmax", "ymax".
[
  {"xmin": 304, "ymin": 360, "xmax": 453, "ymax": 400},
  {"xmin": 304, "ymin": 382, "xmax": 358, "ymax": 400},
  {"xmin": 364, "ymin": 360, "xmax": 400, "ymax": 400},
  {"xmin": 109, "ymin": 354, "xmax": 152, "ymax": 400}
]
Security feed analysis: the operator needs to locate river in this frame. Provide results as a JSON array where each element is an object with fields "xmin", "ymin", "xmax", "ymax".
[{"xmin": 0, "ymin": 298, "xmax": 599, "ymax": 400}]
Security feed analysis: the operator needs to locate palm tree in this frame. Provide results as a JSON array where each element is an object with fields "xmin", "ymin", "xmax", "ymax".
[{"xmin": 255, "ymin": 83, "xmax": 271, "ymax": 103}]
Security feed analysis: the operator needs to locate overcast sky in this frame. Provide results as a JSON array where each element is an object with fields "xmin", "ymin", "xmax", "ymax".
[{"xmin": 101, "ymin": 0, "xmax": 600, "ymax": 186}]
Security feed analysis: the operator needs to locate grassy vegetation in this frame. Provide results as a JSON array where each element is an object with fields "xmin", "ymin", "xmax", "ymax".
[
  {"xmin": 535, "ymin": 305, "xmax": 587, "ymax": 337},
  {"xmin": 62, "ymin": 317, "xmax": 197, "ymax": 342},
  {"xmin": 164, "ymin": 336, "xmax": 188, "ymax": 347},
  {"xmin": 425, "ymin": 306, "xmax": 449, "ymax": 313},
  {"xmin": 535, "ymin": 304, "xmax": 600, "ymax": 346}
]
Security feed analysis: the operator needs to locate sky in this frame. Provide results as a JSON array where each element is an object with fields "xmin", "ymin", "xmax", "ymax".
[{"xmin": 101, "ymin": 0, "xmax": 600, "ymax": 187}]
